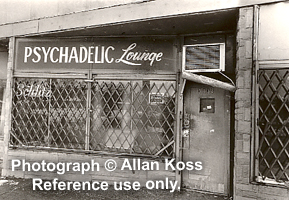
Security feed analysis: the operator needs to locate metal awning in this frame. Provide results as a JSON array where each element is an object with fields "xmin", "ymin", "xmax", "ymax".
[{"xmin": 182, "ymin": 71, "xmax": 236, "ymax": 92}]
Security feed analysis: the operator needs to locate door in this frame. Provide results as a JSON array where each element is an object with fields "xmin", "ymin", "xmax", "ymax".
[{"xmin": 183, "ymin": 82, "xmax": 230, "ymax": 194}]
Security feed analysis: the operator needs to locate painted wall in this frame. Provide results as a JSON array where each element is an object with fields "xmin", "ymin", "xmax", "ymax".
[
  {"xmin": 0, "ymin": 0, "xmax": 285, "ymax": 39},
  {"xmin": 0, "ymin": 52, "xmax": 8, "ymax": 80},
  {"xmin": 0, "ymin": 52, "xmax": 8, "ymax": 138},
  {"xmin": 258, "ymin": 1, "xmax": 289, "ymax": 61},
  {"xmin": 0, "ymin": 0, "xmax": 141, "ymax": 25}
]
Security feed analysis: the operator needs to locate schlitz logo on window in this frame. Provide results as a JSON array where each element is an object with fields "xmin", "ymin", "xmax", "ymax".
[{"xmin": 16, "ymin": 83, "xmax": 52, "ymax": 98}]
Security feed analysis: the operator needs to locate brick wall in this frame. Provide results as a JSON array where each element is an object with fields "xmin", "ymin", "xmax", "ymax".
[{"xmin": 234, "ymin": 7, "xmax": 289, "ymax": 200}]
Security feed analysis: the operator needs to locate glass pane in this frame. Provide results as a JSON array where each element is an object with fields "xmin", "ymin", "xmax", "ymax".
[
  {"xmin": 49, "ymin": 79, "xmax": 87, "ymax": 149},
  {"xmin": 11, "ymin": 78, "xmax": 87, "ymax": 150},
  {"xmin": 257, "ymin": 69, "xmax": 289, "ymax": 182},
  {"xmin": 11, "ymin": 78, "xmax": 50, "ymax": 146},
  {"xmin": 10, "ymin": 77, "xmax": 176, "ymax": 157},
  {"xmin": 90, "ymin": 80, "xmax": 176, "ymax": 157}
]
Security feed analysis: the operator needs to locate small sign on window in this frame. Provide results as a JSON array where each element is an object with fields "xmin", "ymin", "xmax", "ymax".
[{"xmin": 149, "ymin": 93, "xmax": 164, "ymax": 104}]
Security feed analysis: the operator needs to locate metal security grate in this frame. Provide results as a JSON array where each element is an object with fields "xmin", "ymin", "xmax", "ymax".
[
  {"xmin": 11, "ymin": 78, "xmax": 87, "ymax": 149},
  {"xmin": 11, "ymin": 78, "xmax": 176, "ymax": 157},
  {"xmin": 11, "ymin": 78, "xmax": 50, "ymax": 147},
  {"xmin": 257, "ymin": 69, "xmax": 289, "ymax": 182},
  {"xmin": 89, "ymin": 80, "xmax": 176, "ymax": 157},
  {"xmin": 49, "ymin": 79, "xmax": 87, "ymax": 149}
]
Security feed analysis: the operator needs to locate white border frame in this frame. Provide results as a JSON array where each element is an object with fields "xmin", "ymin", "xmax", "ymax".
[{"xmin": 182, "ymin": 43, "xmax": 225, "ymax": 72}]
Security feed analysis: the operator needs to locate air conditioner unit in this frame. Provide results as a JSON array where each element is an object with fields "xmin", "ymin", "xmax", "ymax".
[{"xmin": 182, "ymin": 43, "xmax": 225, "ymax": 72}]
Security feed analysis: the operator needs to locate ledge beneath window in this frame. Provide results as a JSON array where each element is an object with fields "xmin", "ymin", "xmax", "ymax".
[{"xmin": 254, "ymin": 176, "xmax": 289, "ymax": 189}]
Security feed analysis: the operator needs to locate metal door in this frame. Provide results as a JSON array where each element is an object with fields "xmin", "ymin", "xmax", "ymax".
[{"xmin": 182, "ymin": 82, "xmax": 230, "ymax": 194}]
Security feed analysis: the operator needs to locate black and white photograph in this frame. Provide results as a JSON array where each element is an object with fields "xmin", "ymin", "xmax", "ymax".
[{"xmin": 0, "ymin": 0, "xmax": 288, "ymax": 199}]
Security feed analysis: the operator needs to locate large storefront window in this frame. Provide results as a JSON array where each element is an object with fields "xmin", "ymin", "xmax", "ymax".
[
  {"xmin": 256, "ymin": 69, "xmax": 289, "ymax": 183},
  {"xmin": 11, "ymin": 78, "xmax": 176, "ymax": 157}
]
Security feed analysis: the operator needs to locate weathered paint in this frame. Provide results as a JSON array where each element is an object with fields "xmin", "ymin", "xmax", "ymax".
[
  {"xmin": 0, "ymin": 0, "xmax": 286, "ymax": 38},
  {"xmin": 258, "ymin": 1, "xmax": 289, "ymax": 61},
  {"xmin": 0, "ymin": 0, "xmax": 143, "ymax": 25},
  {"xmin": 183, "ymin": 82, "xmax": 231, "ymax": 194},
  {"xmin": 0, "ymin": 52, "xmax": 8, "ymax": 79},
  {"xmin": 182, "ymin": 72, "xmax": 236, "ymax": 92}
]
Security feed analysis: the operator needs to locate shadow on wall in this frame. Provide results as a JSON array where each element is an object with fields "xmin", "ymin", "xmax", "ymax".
[
  {"xmin": 0, "ymin": 80, "xmax": 6, "ymax": 176},
  {"xmin": 0, "ymin": 50, "xmax": 8, "ymax": 140},
  {"xmin": 0, "ymin": 81, "xmax": 6, "ymax": 139}
]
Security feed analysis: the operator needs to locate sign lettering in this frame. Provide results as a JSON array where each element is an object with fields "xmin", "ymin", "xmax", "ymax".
[
  {"xmin": 23, "ymin": 43, "xmax": 163, "ymax": 67},
  {"xmin": 15, "ymin": 38, "xmax": 176, "ymax": 72},
  {"xmin": 16, "ymin": 83, "xmax": 52, "ymax": 98}
]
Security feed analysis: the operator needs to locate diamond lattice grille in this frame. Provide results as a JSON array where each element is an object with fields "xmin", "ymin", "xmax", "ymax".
[
  {"xmin": 90, "ymin": 80, "xmax": 176, "ymax": 156},
  {"xmin": 11, "ymin": 78, "xmax": 50, "ymax": 146},
  {"xmin": 49, "ymin": 79, "xmax": 87, "ymax": 149},
  {"xmin": 11, "ymin": 78, "xmax": 176, "ymax": 157},
  {"xmin": 11, "ymin": 78, "xmax": 87, "ymax": 149},
  {"xmin": 257, "ymin": 69, "xmax": 289, "ymax": 182}
]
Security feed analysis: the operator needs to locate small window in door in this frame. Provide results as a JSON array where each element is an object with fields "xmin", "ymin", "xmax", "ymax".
[{"xmin": 200, "ymin": 98, "xmax": 215, "ymax": 113}]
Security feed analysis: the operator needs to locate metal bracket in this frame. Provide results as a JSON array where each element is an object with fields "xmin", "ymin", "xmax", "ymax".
[{"xmin": 84, "ymin": 79, "xmax": 94, "ymax": 83}]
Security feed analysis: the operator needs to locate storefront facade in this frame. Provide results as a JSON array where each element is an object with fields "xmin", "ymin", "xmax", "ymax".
[
  {"xmin": 12, "ymin": 37, "xmax": 176, "ymax": 153},
  {"xmin": 6, "ymin": 32, "xmax": 236, "ymax": 194},
  {"xmin": 0, "ymin": 0, "xmax": 289, "ymax": 199},
  {"xmin": 3, "ymin": 32, "xmax": 236, "ymax": 197}
]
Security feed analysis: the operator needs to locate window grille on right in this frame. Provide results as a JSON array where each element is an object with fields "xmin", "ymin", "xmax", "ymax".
[{"xmin": 256, "ymin": 69, "xmax": 289, "ymax": 183}]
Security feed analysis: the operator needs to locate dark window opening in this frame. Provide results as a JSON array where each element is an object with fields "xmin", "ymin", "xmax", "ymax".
[{"xmin": 257, "ymin": 69, "xmax": 289, "ymax": 183}]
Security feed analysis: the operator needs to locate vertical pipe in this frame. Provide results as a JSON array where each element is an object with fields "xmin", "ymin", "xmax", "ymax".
[
  {"xmin": 174, "ymin": 36, "xmax": 184, "ymax": 190},
  {"xmin": 252, "ymin": 5, "xmax": 260, "ymax": 182},
  {"xmin": 47, "ymin": 78, "xmax": 52, "ymax": 147},
  {"xmin": 130, "ymin": 81, "xmax": 134, "ymax": 154},
  {"xmin": 85, "ymin": 70, "xmax": 92, "ymax": 151},
  {"xmin": 2, "ymin": 37, "xmax": 15, "ymax": 176},
  {"xmin": 175, "ymin": 72, "xmax": 185, "ymax": 191}
]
